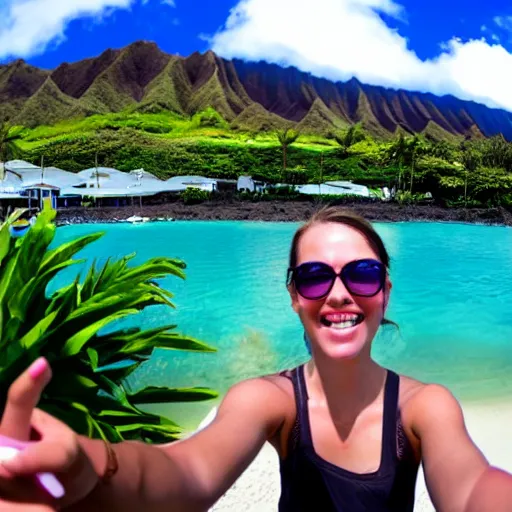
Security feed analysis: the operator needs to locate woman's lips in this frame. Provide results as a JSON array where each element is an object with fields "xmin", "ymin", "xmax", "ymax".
[{"xmin": 320, "ymin": 312, "xmax": 364, "ymax": 328}]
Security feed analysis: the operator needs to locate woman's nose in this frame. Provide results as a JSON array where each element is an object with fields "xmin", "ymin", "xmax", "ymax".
[{"xmin": 325, "ymin": 275, "xmax": 353, "ymax": 305}]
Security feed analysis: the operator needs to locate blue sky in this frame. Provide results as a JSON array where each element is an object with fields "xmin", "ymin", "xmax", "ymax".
[
  {"xmin": 2, "ymin": 0, "xmax": 512, "ymax": 110},
  {"xmin": 19, "ymin": 0, "xmax": 512, "ymax": 68}
]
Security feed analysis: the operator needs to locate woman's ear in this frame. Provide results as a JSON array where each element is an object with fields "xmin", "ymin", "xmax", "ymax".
[
  {"xmin": 288, "ymin": 284, "xmax": 300, "ymax": 314},
  {"xmin": 383, "ymin": 277, "xmax": 392, "ymax": 312}
]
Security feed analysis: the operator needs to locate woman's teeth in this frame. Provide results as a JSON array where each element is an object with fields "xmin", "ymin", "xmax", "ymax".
[
  {"xmin": 320, "ymin": 314, "xmax": 363, "ymax": 329},
  {"xmin": 330, "ymin": 319, "xmax": 358, "ymax": 329}
]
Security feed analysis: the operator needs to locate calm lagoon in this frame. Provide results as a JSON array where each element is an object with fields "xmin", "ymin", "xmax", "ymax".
[{"xmin": 52, "ymin": 220, "xmax": 512, "ymax": 428}]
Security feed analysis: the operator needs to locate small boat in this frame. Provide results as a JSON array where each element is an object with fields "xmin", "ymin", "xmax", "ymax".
[
  {"xmin": 126, "ymin": 215, "xmax": 149, "ymax": 224},
  {"xmin": 9, "ymin": 219, "xmax": 31, "ymax": 238}
]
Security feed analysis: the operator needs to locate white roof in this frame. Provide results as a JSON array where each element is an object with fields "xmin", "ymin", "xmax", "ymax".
[
  {"xmin": 325, "ymin": 181, "xmax": 370, "ymax": 195},
  {"xmin": 298, "ymin": 182, "xmax": 370, "ymax": 197},
  {"xmin": 60, "ymin": 181, "xmax": 187, "ymax": 198},
  {"xmin": 0, "ymin": 164, "xmax": 190, "ymax": 199},
  {"xmin": 129, "ymin": 169, "xmax": 161, "ymax": 181},
  {"xmin": 20, "ymin": 167, "xmax": 84, "ymax": 189},
  {"xmin": 78, "ymin": 167, "xmax": 134, "ymax": 188},
  {"xmin": 167, "ymin": 175, "xmax": 217, "ymax": 185},
  {"xmin": 5, "ymin": 160, "xmax": 39, "ymax": 170},
  {"xmin": 0, "ymin": 170, "xmax": 23, "ymax": 192},
  {"xmin": 62, "ymin": 167, "xmax": 187, "ymax": 197}
]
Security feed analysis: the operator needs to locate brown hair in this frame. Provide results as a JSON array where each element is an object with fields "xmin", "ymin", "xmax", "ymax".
[{"xmin": 288, "ymin": 206, "xmax": 396, "ymax": 327}]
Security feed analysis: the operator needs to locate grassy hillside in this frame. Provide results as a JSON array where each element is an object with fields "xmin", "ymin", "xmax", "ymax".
[{"xmin": 12, "ymin": 108, "xmax": 512, "ymax": 208}]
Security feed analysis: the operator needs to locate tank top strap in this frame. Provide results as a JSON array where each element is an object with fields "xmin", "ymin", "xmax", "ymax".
[
  {"xmin": 381, "ymin": 370, "xmax": 400, "ymax": 466},
  {"xmin": 290, "ymin": 365, "xmax": 314, "ymax": 448}
]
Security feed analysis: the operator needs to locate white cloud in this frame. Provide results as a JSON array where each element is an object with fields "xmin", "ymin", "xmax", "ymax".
[
  {"xmin": 210, "ymin": 0, "xmax": 512, "ymax": 112},
  {"xmin": 494, "ymin": 16, "xmax": 512, "ymax": 31},
  {"xmin": 0, "ymin": 0, "xmax": 141, "ymax": 60},
  {"xmin": 161, "ymin": 0, "xmax": 176, "ymax": 6}
]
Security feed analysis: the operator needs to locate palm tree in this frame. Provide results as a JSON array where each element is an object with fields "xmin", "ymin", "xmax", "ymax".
[
  {"xmin": 407, "ymin": 134, "xmax": 425, "ymax": 193},
  {"xmin": 276, "ymin": 128, "xmax": 300, "ymax": 180},
  {"xmin": 389, "ymin": 132, "xmax": 408, "ymax": 192},
  {"xmin": 460, "ymin": 141, "xmax": 481, "ymax": 207},
  {"xmin": 0, "ymin": 121, "xmax": 23, "ymax": 180},
  {"xmin": 334, "ymin": 123, "xmax": 366, "ymax": 156},
  {"xmin": 0, "ymin": 201, "xmax": 218, "ymax": 442}
]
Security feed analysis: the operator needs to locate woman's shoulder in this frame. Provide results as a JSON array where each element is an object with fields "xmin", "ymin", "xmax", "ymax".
[
  {"xmin": 396, "ymin": 372, "xmax": 459, "ymax": 412},
  {"xmin": 396, "ymin": 371, "xmax": 463, "ymax": 445},
  {"xmin": 224, "ymin": 368, "xmax": 297, "ymax": 411}
]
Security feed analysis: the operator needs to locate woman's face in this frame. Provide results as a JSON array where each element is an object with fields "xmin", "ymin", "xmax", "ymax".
[{"xmin": 289, "ymin": 222, "xmax": 391, "ymax": 361}]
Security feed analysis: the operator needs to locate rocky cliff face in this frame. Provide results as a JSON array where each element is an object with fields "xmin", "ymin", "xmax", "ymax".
[{"xmin": 1, "ymin": 41, "xmax": 510, "ymax": 140}]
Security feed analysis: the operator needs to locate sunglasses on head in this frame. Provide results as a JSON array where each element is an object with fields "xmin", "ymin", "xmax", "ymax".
[{"xmin": 287, "ymin": 259, "xmax": 386, "ymax": 300}]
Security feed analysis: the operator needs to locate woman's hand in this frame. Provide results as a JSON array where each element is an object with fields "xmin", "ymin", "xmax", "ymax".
[{"xmin": 0, "ymin": 358, "xmax": 100, "ymax": 508}]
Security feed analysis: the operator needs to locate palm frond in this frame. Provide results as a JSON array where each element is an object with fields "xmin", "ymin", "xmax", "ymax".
[{"xmin": 0, "ymin": 200, "xmax": 217, "ymax": 442}]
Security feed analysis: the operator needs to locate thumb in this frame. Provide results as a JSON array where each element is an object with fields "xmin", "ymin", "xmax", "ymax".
[{"xmin": 1, "ymin": 358, "xmax": 52, "ymax": 440}]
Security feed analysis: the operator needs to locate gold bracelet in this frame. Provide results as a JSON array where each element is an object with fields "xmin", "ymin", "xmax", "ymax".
[{"xmin": 101, "ymin": 440, "xmax": 119, "ymax": 484}]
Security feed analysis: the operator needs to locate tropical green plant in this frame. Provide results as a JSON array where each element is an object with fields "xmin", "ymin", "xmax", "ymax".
[
  {"xmin": 181, "ymin": 187, "xmax": 211, "ymax": 204},
  {"xmin": 388, "ymin": 132, "xmax": 408, "ymax": 191},
  {"xmin": 0, "ymin": 121, "xmax": 23, "ymax": 180},
  {"xmin": 469, "ymin": 167, "xmax": 512, "ymax": 206},
  {"xmin": 334, "ymin": 123, "xmax": 366, "ymax": 156},
  {"xmin": 276, "ymin": 128, "xmax": 300, "ymax": 178},
  {"xmin": 406, "ymin": 134, "xmax": 427, "ymax": 193},
  {"xmin": 10, "ymin": 108, "xmax": 512, "ymax": 208},
  {"xmin": 0, "ymin": 201, "xmax": 218, "ymax": 443},
  {"xmin": 460, "ymin": 141, "xmax": 481, "ymax": 207}
]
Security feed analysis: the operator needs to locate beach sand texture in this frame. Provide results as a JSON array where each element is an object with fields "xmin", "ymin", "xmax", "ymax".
[{"xmin": 205, "ymin": 400, "xmax": 512, "ymax": 511}]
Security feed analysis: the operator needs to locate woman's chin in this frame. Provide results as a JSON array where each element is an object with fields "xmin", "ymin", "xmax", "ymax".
[{"xmin": 314, "ymin": 326, "xmax": 368, "ymax": 360}]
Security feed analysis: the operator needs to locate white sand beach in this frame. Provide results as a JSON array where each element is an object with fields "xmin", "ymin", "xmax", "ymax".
[{"xmin": 203, "ymin": 399, "xmax": 512, "ymax": 511}]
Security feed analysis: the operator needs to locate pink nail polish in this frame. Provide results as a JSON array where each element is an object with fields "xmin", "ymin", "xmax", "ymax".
[{"xmin": 28, "ymin": 358, "xmax": 47, "ymax": 380}]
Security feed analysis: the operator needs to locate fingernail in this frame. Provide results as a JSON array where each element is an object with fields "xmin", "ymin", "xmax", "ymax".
[
  {"xmin": 28, "ymin": 358, "xmax": 48, "ymax": 380},
  {"xmin": 0, "ymin": 446, "xmax": 21, "ymax": 464},
  {"xmin": 37, "ymin": 473, "xmax": 65, "ymax": 499}
]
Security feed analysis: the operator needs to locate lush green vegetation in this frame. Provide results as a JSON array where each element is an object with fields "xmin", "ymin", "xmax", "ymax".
[
  {"xmin": 0, "ymin": 201, "xmax": 218, "ymax": 442},
  {"xmin": 0, "ymin": 121, "xmax": 23, "ymax": 179},
  {"xmin": 9, "ymin": 109, "xmax": 512, "ymax": 207}
]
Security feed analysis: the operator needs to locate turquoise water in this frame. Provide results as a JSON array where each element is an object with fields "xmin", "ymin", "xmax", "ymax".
[{"xmin": 52, "ymin": 221, "xmax": 512, "ymax": 428}]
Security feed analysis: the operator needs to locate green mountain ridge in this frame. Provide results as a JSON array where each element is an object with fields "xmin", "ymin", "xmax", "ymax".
[{"xmin": 1, "ymin": 41, "xmax": 512, "ymax": 140}]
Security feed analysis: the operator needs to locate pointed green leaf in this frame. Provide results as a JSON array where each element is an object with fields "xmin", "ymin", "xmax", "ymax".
[
  {"xmin": 0, "ymin": 223, "xmax": 11, "ymax": 266},
  {"xmin": 87, "ymin": 348, "xmax": 99, "ymax": 370},
  {"xmin": 19, "ymin": 310, "xmax": 58, "ymax": 350},
  {"xmin": 39, "ymin": 233, "xmax": 104, "ymax": 276},
  {"xmin": 61, "ymin": 309, "xmax": 137, "ymax": 357}
]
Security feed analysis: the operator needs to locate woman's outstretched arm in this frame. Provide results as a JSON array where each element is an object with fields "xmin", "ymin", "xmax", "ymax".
[
  {"xmin": 67, "ymin": 376, "xmax": 290, "ymax": 511},
  {"xmin": 412, "ymin": 384, "xmax": 512, "ymax": 512}
]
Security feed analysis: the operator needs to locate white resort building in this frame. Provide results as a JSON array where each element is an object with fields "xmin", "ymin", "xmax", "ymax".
[{"xmin": 0, "ymin": 161, "xmax": 194, "ymax": 209}]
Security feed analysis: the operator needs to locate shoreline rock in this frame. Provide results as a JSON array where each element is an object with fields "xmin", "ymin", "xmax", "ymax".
[{"xmin": 55, "ymin": 201, "xmax": 512, "ymax": 227}]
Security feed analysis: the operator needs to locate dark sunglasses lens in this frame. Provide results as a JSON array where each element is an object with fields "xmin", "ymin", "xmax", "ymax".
[
  {"xmin": 344, "ymin": 260, "xmax": 384, "ymax": 296},
  {"xmin": 295, "ymin": 263, "xmax": 333, "ymax": 299}
]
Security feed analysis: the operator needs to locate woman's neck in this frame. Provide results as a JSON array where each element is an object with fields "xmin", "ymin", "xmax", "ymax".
[{"xmin": 305, "ymin": 351, "xmax": 387, "ymax": 430}]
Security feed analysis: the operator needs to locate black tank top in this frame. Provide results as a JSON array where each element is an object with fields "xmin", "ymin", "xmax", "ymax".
[{"xmin": 278, "ymin": 366, "xmax": 419, "ymax": 511}]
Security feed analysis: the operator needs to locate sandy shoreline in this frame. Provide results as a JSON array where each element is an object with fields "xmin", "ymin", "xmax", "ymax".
[
  {"xmin": 200, "ymin": 398, "xmax": 512, "ymax": 511},
  {"xmin": 55, "ymin": 200, "xmax": 512, "ymax": 227}
]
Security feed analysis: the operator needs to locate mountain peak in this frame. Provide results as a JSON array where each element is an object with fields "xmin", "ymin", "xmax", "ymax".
[{"xmin": 1, "ymin": 41, "xmax": 512, "ymax": 140}]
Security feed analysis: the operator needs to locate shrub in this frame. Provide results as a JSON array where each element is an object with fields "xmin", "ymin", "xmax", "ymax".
[{"xmin": 182, "ymin": 187, "xmax": 211, "ymax": 205}]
